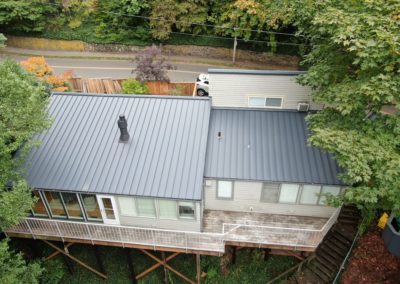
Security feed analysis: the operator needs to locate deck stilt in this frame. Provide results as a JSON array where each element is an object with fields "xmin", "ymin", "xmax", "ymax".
[
  {"xmin": 136, "ymin": 251, "xmax": 179, "ymax": 280},
  {"xmin": 161, "ymin": 251, "xmax": 169, "ymax": 284},
  {"xmin": 231, "ymin": 246, "xmax": 237, "ymax": 265},
  {"xmin": 45, "ymin": 242, "xmax": 74, "ymax": 261},
  {"xmin": 125, "ymin": 248, "xmax": 137, "ymax": 284},
  {"xmin": 93, "ymin": 245, "xmax": 106, "ymax": 275},
  {"xmin": 264, "ymin": 248, "xmax": 271, "ymax": 261},
  {"xmin": 196, "ymin": 254, "xmax": 201, "ymax": 284},
  {"xmin": 62, "ymin": 253, "xmax": 75, "ymax": 275}
]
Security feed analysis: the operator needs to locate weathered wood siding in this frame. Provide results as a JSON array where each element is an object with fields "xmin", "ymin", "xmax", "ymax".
[
  {"xmin": 204, "ymin": 179, "xmax": 336, "ymax": 218},
  {"xmin": 115, "ymin": 196, "xmax": 202, "ymax": 232},
  {"xmin": 209, "ymin": 73, "xmax": 322, "ymax": 110}
]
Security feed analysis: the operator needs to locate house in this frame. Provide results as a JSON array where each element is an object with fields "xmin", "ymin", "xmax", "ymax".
[
  {"xmin": 6, "ymin": 70, "xmax": 344, "ymax": 280},
  {"xmin": 208, "ymin": 68, "xmax": 322, "ymax": 110}
]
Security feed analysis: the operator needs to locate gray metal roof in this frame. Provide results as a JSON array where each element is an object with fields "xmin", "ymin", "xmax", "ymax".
[
  {"xmin": 208, "ymin": 69, "xmax": 306, "ymax": 76},
  {"xmin": 26, "ymin": 93, "xmax": 211, "ymax": 200},
  {"xmin": 204, "ymin": 108, "xmax": 342, "ymax": 185}
]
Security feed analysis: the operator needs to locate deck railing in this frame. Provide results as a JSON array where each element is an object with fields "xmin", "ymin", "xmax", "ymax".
[
  {"xmin": 6, "ymin": 207, "xmax": 341, "ymax": 253},
  {"xmin": 222, "ymin": 207, "xmax": 341, "ymax": 249}
]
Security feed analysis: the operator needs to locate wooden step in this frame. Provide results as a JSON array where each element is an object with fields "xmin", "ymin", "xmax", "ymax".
[
  {"xmin": 309, "ymin": 265, "xmax": 331, "ymax": 283},
  {"xmin": 332, "ymin": 226, "xmax": 355, "ymax": 242},
  {"xmin": 314, "ymin": 257, "xmax": 336, "ymax": 276},
  {"xmin": 318, "ymin": 244, "xmax": 344, "ymax": 262},
  {"xmin": 324, "ymin": 238, "xmax": 348, "ymax": 254},
  {"xmin": 316, "ymin": 250, "xmax": 342, "ymax": 268}
]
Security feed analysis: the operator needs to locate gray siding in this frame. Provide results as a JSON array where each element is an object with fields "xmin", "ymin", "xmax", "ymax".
[
  {"xmin": 204, "ymin": 179, "xmax": 336, "ymax": 218},
  {"xmin": 209, "ymin": 73, "xmax": 321, "ymax": 110},
  {"xmin": 115, "ymin": 196, "xmax": 201, "ymax": 232}
]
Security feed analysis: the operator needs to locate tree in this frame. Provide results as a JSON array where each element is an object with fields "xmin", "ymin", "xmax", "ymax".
[
  {"xmin": 285, "ymin": 1, "xmax": 400, "ymax": 219},
  {"xmin": 0, "ymin": 0, "xmax": 56, "ymax": 32},
  {"xmin": 133, "ymin": 45, "xmax": 175, "ymax": 82},
  {"xmin": 0, "ymin": 33, "xmax": 6, "ymax": 48},
  {"xmin": 0, "ymin": 60, "xmax": 50, "ymax": 282},
  {"xmin": 21, "ymin": 57, "xmax": 73, "ymax": 92}
]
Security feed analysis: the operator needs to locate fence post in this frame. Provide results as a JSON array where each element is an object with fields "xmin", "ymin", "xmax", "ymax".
[{"xmin": 25, "ymin": 219, "xmax": 36, "ymax": 240}]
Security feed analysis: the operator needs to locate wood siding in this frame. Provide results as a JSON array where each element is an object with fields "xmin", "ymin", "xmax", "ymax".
[
  {"xmin": 204, "ymin": 179, "xmax": 336, "ymax": 218},
  {"xmin": 115, "ymin": 196, "xmax": 202, "ymax": 232},
  {"xmin": 209, "ymin": 74, "xmax": 322, "ymax": 110}
]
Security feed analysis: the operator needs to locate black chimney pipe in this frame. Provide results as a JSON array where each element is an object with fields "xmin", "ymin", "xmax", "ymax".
[{"xmin": 118, "ymin": 115, "xmax": 130, "ymax": 142}]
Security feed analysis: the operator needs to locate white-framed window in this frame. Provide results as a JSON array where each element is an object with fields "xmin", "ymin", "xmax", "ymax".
[
  {"xmin": 118, "ymin": 197, "xmax": 137, "ymax": 216},
  {"xmin": 248, "ymin": 96, "xmax": 283, "ymax": 109},
  {"xmin": 260, "ymin": 183, "xmax": 280, "ymax": 203},
  {"xmin": 178, "ymin": 202, "xmax": 195, "ymax": 219},
  {"xmin": 279, "ymin": 183, "xmax": 300, "ymax": 203},
  {"xmin": 158, "ymin": 199, "xmax": 177, "ymax": 219},
  {"xmin": 217, "ymin": 180, "xmax": 233, "ymax": 199},
  {"xmin": 318, "ymin": 186, "xmax": 341, "ymax": 205},
  {"xmin": 136, "ymin": 198, "xmax": 156, "ymax": 217},
  {"xmin": 300, "ymin": 185, "xmax": 321, "ymax": 205}
]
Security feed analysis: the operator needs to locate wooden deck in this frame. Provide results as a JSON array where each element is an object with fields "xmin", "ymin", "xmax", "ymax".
[{"xmin": 6, "ymin": 208, "xmax": 340, "ymax": 255}]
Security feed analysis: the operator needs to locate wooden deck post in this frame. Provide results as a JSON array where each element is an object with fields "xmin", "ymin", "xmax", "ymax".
[
  {"xmin": 62, "ymin": 254, "xmax": 75, "ymax": 275},
  {"xmin": 196, "ymin": 254, "xmax": 201, "ymax": 284},
  {"xmin": 162, "ymin": 252, "xmax": 169, "ymax": 284},
  {"xmin": 93, "ymin": 246, "xmax": 106, "ymax": 275},
  {"xmin": 125, "ymin": 248, "xmax": 137, "ymax": 284},
  {"xmin": 231, "ymin": 246, "xmax": 237, "ymax": 265},
  {"xmin": 264, "ymin": 248, "xmax": 271, "ymax": 261}
]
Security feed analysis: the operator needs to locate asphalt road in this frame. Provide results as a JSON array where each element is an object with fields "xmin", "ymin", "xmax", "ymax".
[{"xmin": 0, "ymin": 55, "xmax": 216, "ymax": 82}]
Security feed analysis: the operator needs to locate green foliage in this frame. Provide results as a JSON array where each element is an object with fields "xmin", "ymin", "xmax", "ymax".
[
  {"xmin": 0, "ymin": 33, "xmax": 6, "ymax": 47},
  {"xmin": 0, "ymin": 0, "xmax": 56, "ymax": 32},
  {"xmin": 0, "ymin": 60, "xmax": 50, "ymax": 231},
  {"xmin": 40, "ymin": 257, "xmax": 65, "ymax": 284},
  {"xmin": 122, "ymin": 78, "xmax": 150, "ymax": 94},
  {"xmin": 290, "ymin": 0, "xmax": 400, "ymax": 216},
  {"xmin": 0, "ymin": 240, "xmax": 43, "ymax": 284}
]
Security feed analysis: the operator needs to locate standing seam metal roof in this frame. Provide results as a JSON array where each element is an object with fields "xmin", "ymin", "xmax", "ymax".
[
  {"xmin": 204, "ymin": 108, "xmax": 342, "ymax": 185},
  {"xmin": 26, "ymin": 93, "xmax": 211, "ymax": 200}
]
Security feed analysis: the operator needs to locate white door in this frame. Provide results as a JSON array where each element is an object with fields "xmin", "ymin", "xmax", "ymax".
[{"xmin": 97, "ymin": 195, "xmax": 119, "ymax": 225}]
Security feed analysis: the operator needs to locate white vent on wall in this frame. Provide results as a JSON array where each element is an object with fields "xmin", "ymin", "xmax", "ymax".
[{"xmin": 297, "ymin": 102, "xmax": 310, "ymax": 112}]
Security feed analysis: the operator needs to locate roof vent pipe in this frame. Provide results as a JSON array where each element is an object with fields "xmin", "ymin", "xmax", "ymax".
[{"xmin": 118, "ymin": 115, "xmax": 130, "ymax": 142}]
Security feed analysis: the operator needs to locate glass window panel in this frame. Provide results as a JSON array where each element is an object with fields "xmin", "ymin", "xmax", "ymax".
[
  {"xmin": 178, "ymin": 202, "xmax": 195, "ymax": 219},
  {"xmin": 159, "ymin": 199, "xmax": 177, "ymax": 219},
  {"xmin": 319, "ymin": 186, "xmax": 341, "ymax": 205},
  {"xmin": 101, "ymin": 197, "xmax": 115, "ymax": 219},
  {"xmin": 261, "ymin": 183, "xmax": 280, "ymax": 203},
  {"xmin": 300, "ymin": 185, "xmax": 321, "ymax": 205},
  {"xmin": 279, "ymin": 184, "xmax": 299, "ymax": 203},
  {"xmin": 61, "ymin": 192, "xmax": 84, "ymax": 220},
  {"xmin": 217, "ymin": 181, "xmax": 233, "ymax": 199},
  {"xmin": 81, "ymin": 194, "xmax": 102, "ymax": 221},
  {"xmin": 136, "ymin": 198, "xmax": 156, "ymax": 217},
  {"xmin": 249, "ymin": 97, "xmax": 266, "ymax": 107},
  {"xmin": 32, "ymin": 191, "xmax": 48, "ymax": 217},
  {"xmin": 43, "ymin": 191, "xmax": 67, "ymax": 218},
  {"xmin": 265, "ymin": 98, "xmax": 282, "ymax": 107},
  {"xmin": 119, "ymin": 197, "xmax": 137, "ymax": 216}
]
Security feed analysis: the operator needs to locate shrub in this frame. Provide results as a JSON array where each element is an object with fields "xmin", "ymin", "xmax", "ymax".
[{"xmin": 122, "ymin": 78, "xmax": 149, "ymax": 94}]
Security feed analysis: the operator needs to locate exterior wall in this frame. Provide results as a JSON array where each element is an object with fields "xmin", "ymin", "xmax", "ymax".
[
  {"xmin": 204, "ymin": 179, "xmax": 336, "ymax": 218},
  {"xmin": 209, "ymin": 73, "xmax": 322, "ymax": 110},
  {"xmin": 115, "ymin": 196, "xmax": 201, "ymax": 232}
]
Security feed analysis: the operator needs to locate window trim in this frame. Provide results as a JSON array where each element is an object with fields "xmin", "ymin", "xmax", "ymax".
[
  {"xmin": 278, "ymin": 183, "xmax": 300, "ymax": 204},
  {"xmin": 216, "ymin": 180, "xmax": 234, "ymax": 200},
  {"xmin": 248, "ymin": 96, "xmax": 284, "ymax": 109},
  {"xmin": 78, "ymin": 193, "xmax": 103, "ymax": 223},
  {"xmin": 42, "ymin": 191, "xmax": 68, "ymax": 219},
  {"xmin": 31, "ymin": 190, "xmax": 51, "ymax": 218},
  {"xmin": 60, "ymin": 192, "xmax": 85, "ymax": 220}
]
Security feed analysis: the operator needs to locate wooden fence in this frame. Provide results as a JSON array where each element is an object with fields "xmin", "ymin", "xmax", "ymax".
[{"xmin": 67, "ymin": 78, "xmax": 195, "ymax": 96}]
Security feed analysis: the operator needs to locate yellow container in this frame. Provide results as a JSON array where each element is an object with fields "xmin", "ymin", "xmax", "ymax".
[{"xmin": 378, "ymin": 212, "xmax": 389, "ymax": 229}]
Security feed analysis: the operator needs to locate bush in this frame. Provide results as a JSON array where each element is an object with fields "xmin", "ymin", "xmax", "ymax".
[{"xmin": 121, "ymin": 78, "xmax": 149, "ymax": 94}]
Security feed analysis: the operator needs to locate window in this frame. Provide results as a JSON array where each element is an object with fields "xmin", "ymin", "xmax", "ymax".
[
  {"xmin": 61, "ymin": 192, "xmax": 84, "ymax": 220},
  {"xmin": 279, "ymin": 184, "xmax": 300, "ymax": 203},
  {"xmin": 300, "ymin": 185, "xmax": 321, "ymax": 205},
  {"xmin": 43, "ymin": 191, "xmax": 67, "ymax": 218},
  {"xmin": 178, "ymin": 202, "xmax": 195, "ymax": 219},
  {"xmin": 118, "ymin": 197, "xmax": 137, "ymax": 216},
  {"xmin": 136, "ymin": 198, "xmax": 156, "ymax": 217},
  {"xmin": 32, "ymin": 191, "xmax": 48, "ymax": 217},
  {"xmin": 261, "ymin": 183, "xmax": 280, "ymax": 203},
  {"xmin": 217, "ymin": 180, "xmax": 233, "ymax": 199},
  {"xmin": 318, "ymin": 186, "xmax": 341, "ymax": 205},
  {"xmin": 248, "ymin": 97, "xmax": 283, "ymax": 108},
  {"xmin": 158, "ymin": 199, "xmax": 177, "ymax": 219},
  {"xmin": 81, "ymin": 194, "xmax": 102, "ymax": 221}
]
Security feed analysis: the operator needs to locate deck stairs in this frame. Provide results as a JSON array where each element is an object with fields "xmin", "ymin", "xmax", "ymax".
[{"xmin": 286, "ymin": 205, "xmax": 361, "ymax": 284}]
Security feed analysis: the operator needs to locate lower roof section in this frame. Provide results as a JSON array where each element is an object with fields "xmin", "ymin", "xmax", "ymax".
[
  {"xmin": 204, "ymin": 108, "xmax": 342, "ymax": 185},
  {"xmin": 26, "ymin": 93, "xmax": 211, "ymax": 200}
]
